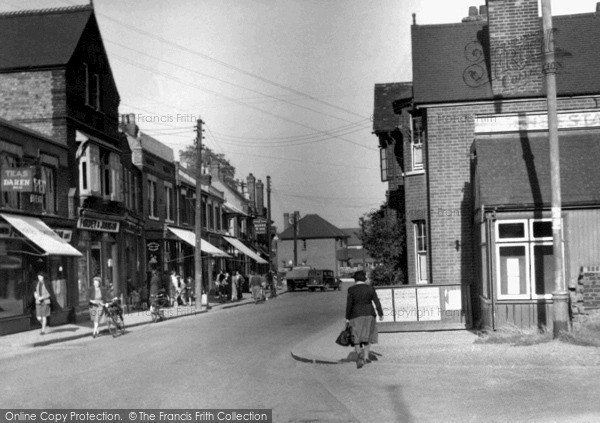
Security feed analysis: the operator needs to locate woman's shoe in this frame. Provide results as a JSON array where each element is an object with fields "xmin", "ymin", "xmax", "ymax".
[{"xmin": 92, "ymin": 332, "xmax": 97, "ymax": 339}]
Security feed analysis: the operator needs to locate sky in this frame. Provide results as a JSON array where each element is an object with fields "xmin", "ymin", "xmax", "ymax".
[{"xmin": 1, "ymin": 0, "xmax": 598, "ymax": 231}]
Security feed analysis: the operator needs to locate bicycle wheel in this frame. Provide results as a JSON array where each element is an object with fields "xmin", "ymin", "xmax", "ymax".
[
  {"xmin": 115, "ymin": 315, "xmax": 125, "ymax": 335},
  {"xmin": 107, "ymin": 314, "xmax": 118, "ymax": 337}
]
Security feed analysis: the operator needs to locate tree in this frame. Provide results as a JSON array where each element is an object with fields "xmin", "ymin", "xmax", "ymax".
[
  {"xmin": 359, "ymin": 204, "xmax": 405, "ymax": 286},
  {"xmin": 179, "ymin": 145, "xmax": 237, "ymax": 188}
]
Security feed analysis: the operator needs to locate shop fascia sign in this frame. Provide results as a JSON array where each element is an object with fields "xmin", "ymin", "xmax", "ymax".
[
  {"xmin": 0, "ymin": 166, "xmax": 46, "ymax": 193},
  {"xmin": 474, "ymin": 110, "xmax": 600, "ymax": 134},
  {"xmin": 77, "ymin": 217, "xmax": 119, "ymax": 233}
]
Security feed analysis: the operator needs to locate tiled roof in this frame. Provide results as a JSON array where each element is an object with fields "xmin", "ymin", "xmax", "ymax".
[
  {"xmin": 0, "ymin": 5, "xmax": 93, "ymax": 70},
  {"xmin": 139, "ymin": 132, "xmax": 174, "ymax": 161},
  {"xmin": 279, "ymin": 214, "xmax": 348, "ymax": 240},
  {"xmin": 412, "ymin": 13, "xmax": 600, "ymax": 103},
  {"xmin": 473, "ymin": 131, "xmax": 600, "ymax": 207},
  {"xmin": 373, "ymin": 82, "xmax": 412, "ymax": 132},
  {"xmin": 340, "ymin": 228, "xmax": 362, "ymax": 247}
]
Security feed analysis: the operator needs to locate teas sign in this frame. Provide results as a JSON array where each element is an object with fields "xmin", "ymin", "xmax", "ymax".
[
  {"xmin": 254, "ymin": 218, "xmax": 267, "ymax": 235},
  {"xmin": 1, "ymin": 167, "xmax": 44, "ymax": 192}
]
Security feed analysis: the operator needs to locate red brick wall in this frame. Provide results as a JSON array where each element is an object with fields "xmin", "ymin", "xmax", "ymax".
[
  {"xmin": 0, "ymin": 70, "xmax": 67, "ymax": 143},
  {"xmin": 487, "ymin": 0, "xmax": 543, "ymax": 96},
  {"xmin": 425, "ymin": 96, "xmax": 600, "ymax": 287}
]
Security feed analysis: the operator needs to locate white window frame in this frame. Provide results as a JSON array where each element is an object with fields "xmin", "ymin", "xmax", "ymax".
[
  {"xmin": 529, "ymin": 218, "xmax": 553, "ymax": 241},
  {"xmin": 530, "ymin": 241, "xmax": 554, "ymax": 300},
  {"xmin": 496, "ymin": 242, "xmax": 530, "ymax": 300},
  {"xmin": 414, "ymin": 221, "xmax": 428, "ymax": 284},
  {"xmin": 495, "ymin": 219, "xmax": 528, "ymax": 242},
  {"xmin": 147, "ymin": 175, "xmax": 158, "ymax": 220},
  {"xmin": 380, "ymin": 148, "xmax": 388, "ymax": 182},
  {"xmin": 164, "ymin": 182, "xmax": 174, "ymax": 223},
  {"xmin": 411, "ymin": 116, "xmax": 424, "ymax": 171}
]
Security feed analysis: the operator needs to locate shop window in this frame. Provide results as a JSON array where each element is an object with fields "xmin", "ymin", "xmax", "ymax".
[
  {"xmin": 1, "ymin": 154, "xmax": 21, "ymax": 209},
  {"xmin": 414, "ymin": 220, "xmax": 428, "ymax": 283},
  {"xmin": 41, "ymin": 165, "xmax": 56, "ymax": 214},
  {"xmin": 495, "ymin": 219, "xmax": 556, "ymax": 300}
]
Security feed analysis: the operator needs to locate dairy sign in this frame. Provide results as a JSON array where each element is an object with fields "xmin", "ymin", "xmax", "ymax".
[
  {"xmin": 1, "ymin": 166, "xmax": 45, "ymax": 193},
  {"xmin": 77, "ymin": 217, "xmax": 120, "ymax": 233}
]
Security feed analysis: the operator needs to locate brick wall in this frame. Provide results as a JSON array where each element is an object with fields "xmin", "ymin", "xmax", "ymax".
[
  {"xmin": 487, "ymin": 0, "xmax": 543, "ymax": 96},
  {"xmin": 571, "ymin": 266, "xmax": 600, "ymax": 319},
  {"xmin": 425, "ymin": 96, "xmax": 600, "ymax": 287},
  {"xmin": 0, "ymin": 70, "xmax": 67, "ymax": 144}
]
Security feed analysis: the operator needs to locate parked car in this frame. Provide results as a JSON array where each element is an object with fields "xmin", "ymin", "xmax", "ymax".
[
  {"xmin": 306, "ymin": 269, "xmax": 341, "ymax": 291},
  {"xmin": 285, "ymin": 266, "xmax": 312, "ymax": 291}
]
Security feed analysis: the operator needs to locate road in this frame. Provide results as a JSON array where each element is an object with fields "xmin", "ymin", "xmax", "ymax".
[{"xmin": 3, "ymin": 285, "xmax": 600, "ymax": 422}]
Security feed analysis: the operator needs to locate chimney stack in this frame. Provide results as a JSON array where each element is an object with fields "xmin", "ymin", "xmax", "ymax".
[
  {"xmin": 119, "ymin": 113, "xmax": 139, "ymax": 137},
  {"xmin": 488, "ymin": 0, "xmax": 543, "ymax": 96},
  {"xmin": 246, "ymin": 173, "xmax": 256, "ymax": 213},
  {"xmin": 256, "ymin": 179, "xmax": 265, "ymax": 217},
  {"xmin": 283, "ymin": 213, "xmax": 290, "ymax": 231}
]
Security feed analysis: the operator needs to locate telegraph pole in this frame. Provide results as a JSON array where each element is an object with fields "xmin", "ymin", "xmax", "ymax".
[
  {"xmin": 194, "ymin": 118, "xmax": 205, "ymax": 311},
  {"xmin": 266, "ymin": 176, "xmax": 273, "ymax": 272},
  {"xmin": 293, "ymin": 211, "xmax": 298, "ymax": 266},
  {"xmin": 542, "ymin": 0, "xmax": 568, "ymax": 336}
]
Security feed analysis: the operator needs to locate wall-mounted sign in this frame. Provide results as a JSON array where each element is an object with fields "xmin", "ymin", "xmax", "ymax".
[
  {"xmin": 0, "ymin": 166, "xmax": 45, "ymax": 193},
  {"xmin": 474, "ymin": 110, "xmax": 600, "ymax": 134},
  {"xmin": 254, "ymin": 218, "xmax": 267, "ymax": 235},
  {"xmin": 77, "ymin": 217, "xmax": 119, "ymax": 233},
  {"xmin": 53, "ymin": 229, "xmax": 73, "ymax": 242}
]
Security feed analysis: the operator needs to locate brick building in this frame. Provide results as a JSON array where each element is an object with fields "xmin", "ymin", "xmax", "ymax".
[
  {"xmin": 0, "ymin": 5, "xmax": 144, "ymax": 325},
  {"xmin": 408, "ymin": 0, "xmax": 600, "ymax": 329},
  {"xmin": 277, "ymin": 214, "xmax": 348, "ymax": 276}
]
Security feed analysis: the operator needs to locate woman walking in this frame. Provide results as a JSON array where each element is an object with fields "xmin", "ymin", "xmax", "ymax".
[
  {"xmin": 33, "ymin": 271, "xmax": 51, "ymax": 335},
  {"xmin": 88, "ymin": 276, "xmax": 109, "ymax": 338},
  {"xmin": 345, "ymin": 269, "xmax": 383, "ymax": 369}
]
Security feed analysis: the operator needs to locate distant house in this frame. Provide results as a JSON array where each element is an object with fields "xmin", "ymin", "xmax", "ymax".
[
  {"xmin": 277, "ymin": 214, "xmax": 348, "ymax": 276},
  {"xmin": 337, "ymin": 228, "xmax": 377, "ymax": 275}
]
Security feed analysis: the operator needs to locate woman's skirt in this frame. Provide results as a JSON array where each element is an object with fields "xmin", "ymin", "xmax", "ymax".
[
  {"xmin": 350, "ymin": 315, "xmax": 378, "ymax": 345},
  {"xmin": 36, "ymin": 303, "xmax": 51, "ymax": 318},
  {"xmin": 89, "ymin": 306, "xmax": 105, "ymax": 324}
]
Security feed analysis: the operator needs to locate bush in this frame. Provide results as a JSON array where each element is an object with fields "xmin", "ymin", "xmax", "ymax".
[{"xmin": 371, "ymin": 265, "xmax": 403, "ymax": 286}]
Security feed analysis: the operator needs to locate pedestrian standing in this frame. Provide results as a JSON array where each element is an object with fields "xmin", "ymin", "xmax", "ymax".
[
  {"xmin": 225, "ymin": 271, "xmax": 232, "ymax": 301},
  {"xmin": 249, "ymin": 271, "xmax": 263, "ymax": 304},
  {"xmin": 186, "ymin": 276, "xmax": 194, "ymax": 306},
  {"xmin": 170, "ymin": 270, "xmax": 179, "ymax": 309},
  {"xmin": 345, "ymin": 269, "xmax": 384, "ymax": 368},
  {"xmin": 234, "ymin": 270, "xmax": 245, "ymax": 301},
  {"xmin": 33, "ymin": 271, "xmax": 51, "ymax": 335},
  {"xmin": 230, "ymin": 271, "xmax": 238, "ymax": 302},
  {"xmin": 88, "ymin": 276, "xmax": 109, "ymax": 338}
]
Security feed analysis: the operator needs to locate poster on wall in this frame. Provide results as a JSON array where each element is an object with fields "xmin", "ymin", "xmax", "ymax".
[
  {"xmin": 394, "ymin": 288, "xmax": 418, "ymax": 322},
  {"xmin": 377, "ymin": 288, "xmax": 394, "ymax": 323},
  {"xmin": 416, "ymin": 286, "xmax": 441, "ymax": 321},
  {"xmin": 443, "ymin": 286, "xmax": 462, "ymax": 311}
]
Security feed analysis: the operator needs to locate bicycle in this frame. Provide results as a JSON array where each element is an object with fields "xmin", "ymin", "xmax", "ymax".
[
  {"xmin": 149, "ymin": 291, "xmax": 169, "ymax": 323},
  {"xmin": 103, "ymin": 298, "xmax": 125, "ymax": 337}
]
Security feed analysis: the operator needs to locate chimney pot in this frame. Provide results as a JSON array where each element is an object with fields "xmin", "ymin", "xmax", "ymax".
[
  {"xmin": 469, "ymin": 6, "xmax": 478, "ymax": 16},
  {"xmin": 479, "ymin": 5, "xmax": 487, "ymax": 15}
]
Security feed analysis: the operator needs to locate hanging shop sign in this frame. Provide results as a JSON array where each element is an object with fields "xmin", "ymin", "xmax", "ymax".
[
  {"xmin": 0, "ymin": 166, "xmax": 45, "ymax": 193},
  {"xmin": 254, "ymin": 218, "xmax": 267, "ymax": 235},
  {"xmin": 77, "ymin": 217, "xmax": 119, "ymax": 233}
]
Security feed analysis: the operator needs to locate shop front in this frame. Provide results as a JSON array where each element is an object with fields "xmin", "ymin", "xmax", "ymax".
[
  {"xmin": 0, "ymin": 213, "xmax": 81, "ymax": 335},
  {"xmin": 75, "ymin": 214, "xmax": 123, "ymax": 318}
]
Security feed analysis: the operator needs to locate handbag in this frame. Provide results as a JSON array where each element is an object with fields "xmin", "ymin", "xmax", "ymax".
[{"xmin": 335, "ymin": 323, "xmax": 353, "ymax": 347}]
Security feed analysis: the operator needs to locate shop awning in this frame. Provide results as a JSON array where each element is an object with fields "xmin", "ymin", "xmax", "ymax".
[
  {"xmin": 167, "ymin": 227, "xmax": 231, "ymax": 257},
  {"xmin": 223, "ymin": 236, "xmax": 268, "ymax": 264},
  {"xmin": 0, "ymin": 213, "xmax": 82, "ymax": 257},
  {"xmin": 223, "ymin": 202, "xmax": 248, "ymax": 216}
]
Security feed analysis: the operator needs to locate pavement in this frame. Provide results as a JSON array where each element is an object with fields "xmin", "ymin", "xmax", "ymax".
[{"xmin": 0, "ymin": 287, "xmax": 287, "ymax": 353}]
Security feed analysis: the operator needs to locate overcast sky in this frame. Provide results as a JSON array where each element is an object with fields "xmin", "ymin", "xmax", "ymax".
[{"xmin": 3, "ymin": 0, "xmax": 598, "ymax": 230}]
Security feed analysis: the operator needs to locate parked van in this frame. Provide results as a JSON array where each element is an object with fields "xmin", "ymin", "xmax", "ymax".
[
  {"xmin": 285, "ymin": 266, "xmax": 312, "ymax": 291},
  {"xmin": 307, "ymin": 269, "xmax": 341, "ymax": 291}
]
